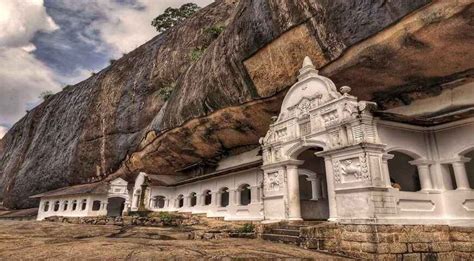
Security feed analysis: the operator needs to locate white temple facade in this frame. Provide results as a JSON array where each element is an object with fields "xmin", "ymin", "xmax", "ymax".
[{"xmin": 33, "ymin": 57, "xmax": 474, "ymax": 226}]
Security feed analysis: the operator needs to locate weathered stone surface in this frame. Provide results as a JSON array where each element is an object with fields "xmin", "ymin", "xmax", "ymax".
[{"xmin": 1, "ymin": 0, "xmax": 473, "ymax": 208}]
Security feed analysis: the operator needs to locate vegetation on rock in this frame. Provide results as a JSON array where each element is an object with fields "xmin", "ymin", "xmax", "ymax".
[
  {"xmin": 39, "ymin": 90, "xmax": 53, "ymax": 100},
  {"xmin": 151, "ymin": 3, "xmax": 200, "ymax": 33}
]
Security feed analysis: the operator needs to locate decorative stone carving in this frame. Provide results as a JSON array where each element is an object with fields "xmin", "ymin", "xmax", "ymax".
[
  {"xmin": 333, "ymin": 155, "xmax": 370, "ymax": 183},
  {"xmin": 265, "ymin": 171, "xmax": 283, "ymax": 192}
]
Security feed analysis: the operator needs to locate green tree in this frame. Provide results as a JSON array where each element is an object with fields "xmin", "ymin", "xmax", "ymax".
[
  {"xmin": 39, "ymin": 90, "xmax": 54, "ymax": 100},
  {"xmin": 151, "ymin": 3, "xmax": 200, "ymax": 33}
]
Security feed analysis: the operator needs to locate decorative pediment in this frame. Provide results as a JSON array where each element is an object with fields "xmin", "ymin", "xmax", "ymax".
[
  {"xmin": 110, "ymin": 177, "xmax": 128, "ymax": 186},
  {"xmin": 277, "ymin": 57, "xmax": 341, "ymax": 122}
]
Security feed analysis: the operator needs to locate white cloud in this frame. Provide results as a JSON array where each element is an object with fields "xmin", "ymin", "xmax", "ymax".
[
  {"xmin": 90, "ymin": 0, "xmax": 214, "ymax": 55},
  {"xmin": 0, "ymin": 0, "xmax": 61, "ymax": 130},
  {"xmin": 0, "ymin": 0, "xmax": 58, "ymax": 49},
  {"xmin": 0, "ymin": 0, "xmax": 214, "ymax": 133},
  {"xmin": 0, "ymin": 125, "xmax": 7, "ymax": 139}
]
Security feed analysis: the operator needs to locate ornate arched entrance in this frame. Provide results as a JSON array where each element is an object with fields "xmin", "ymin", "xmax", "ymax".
[
  {"xmin": 261, "ymin": 57, "xmax": 387, "ymax": 222},
  {"xmin": 107, "ymin": 197, "xmax": 126, "ymax": 217},
  {"xmin": 296, "ymin": 149, "xmax": 330, "ymax": 220}
]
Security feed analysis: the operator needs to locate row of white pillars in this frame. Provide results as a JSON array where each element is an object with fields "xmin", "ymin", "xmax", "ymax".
[
  {"xmin": 155, "ymin": 186, "xmax": 261, "ymax": 210},
  {"xmin": 408, "ymin": 157, "xmax": 471, "ymax": 192}
]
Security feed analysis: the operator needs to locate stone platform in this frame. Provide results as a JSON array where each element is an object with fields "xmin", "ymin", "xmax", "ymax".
[{"xmin": 259, "ymin": 222, "xmax": 474, "ymax": 260}]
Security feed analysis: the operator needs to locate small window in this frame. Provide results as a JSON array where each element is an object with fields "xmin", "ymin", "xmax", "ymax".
[
  {"xmin": 155, "ymin": 196, "xmax": 165, "ymax": 209},
  {"xmin": 92, "ymin": 200, "xmax": 101, "ymax": 211},
  {"xmin": 177, "ymin": 195, "xmax": 184, "ymax": 208},
  {"xmin": 239, "ymin": 184, "xmax": 251, "ymax": 206},
  {"xmin": 190, "ymin": 192, "xmax": 197, "ymax": 207},
  {"xmin": 81, "ymin": 199, "xmax": 87, "ymax": 211},
  {"xmin": 63, "ymin": 200, "xmax": 69, "ymax": 211},
  {"xmin": 72, "ymin": 200, "xmax": 77, "ymax": 211},
  {"xmin": 220, "ymin": 187, "xmax": 229, "ymax": 207},
  {"xmin": 204, "ymin": 190, "xmax": 212, "ymax": 206},
  {"xmin": 54, "ymin": 201, "xmax": 60, "ymax": 212},
  {"xmin": 43, "ymin": 201, "xmax": 50, "ymax": 212}
]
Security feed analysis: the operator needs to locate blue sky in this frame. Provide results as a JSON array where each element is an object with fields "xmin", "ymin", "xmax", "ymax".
[{"xmin": 0, "ymin": 0, "xmax": 212, "ymax": 138}]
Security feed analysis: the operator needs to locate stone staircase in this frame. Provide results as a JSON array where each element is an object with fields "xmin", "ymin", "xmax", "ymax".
[{"xmin": 261, "ymin": 221, "xmax": 326, "ymax": 246}]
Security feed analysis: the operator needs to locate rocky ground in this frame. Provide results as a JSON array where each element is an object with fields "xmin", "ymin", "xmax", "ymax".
[{"xmin": 0, "ymin": 220, "xmax": 350, "ymax": 260}]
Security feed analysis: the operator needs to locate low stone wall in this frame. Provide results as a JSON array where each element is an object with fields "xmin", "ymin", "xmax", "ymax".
[
  {"xmin": 43, "ymin": 214, "xmax": 201, "ymax": 227},
  {"xmin": 300, "ymin": 223, "xmax": 474, "ymax": 260}
]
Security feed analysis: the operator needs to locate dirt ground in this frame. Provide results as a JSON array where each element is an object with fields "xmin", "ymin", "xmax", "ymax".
[{"xmin": 0, "ymin": 220, "xmax": 351, "ymax": 260}]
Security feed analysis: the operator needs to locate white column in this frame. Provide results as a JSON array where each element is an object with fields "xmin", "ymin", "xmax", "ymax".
[
  {"xmin": 324, "ymin": 157, "xmax": 337, "ymax": 221},
  {"xmin": 382, "ymin": 154, "xmax": 395, "ymax": 188},
  {"xmin": 307, "ymin": 177, "xmax": 320, "ymax": 200},
  {"xmin": 321, "ymin": 178, "xmax": 327, "ymax": 199},
  {"xmin": 250, "ymin": 185, "xmax": 259, "ymax": 204},
  {"xmin": 229, "ymin": 189, "xmax": 237, "ymax": 206},
  {"xmin": 286, "ymin": 164, "xmax": 302, "ymax": 221},
  {"xmin": 452, "ymin": 158, "xmax": 471, "ymax": 190},
  {"xmin": 410, "ymin": 161, "xmax": 433, "ymax": 192},
  {"xmin": 215, "ymin": 192, "xmax": 221, "ymax": 207}
]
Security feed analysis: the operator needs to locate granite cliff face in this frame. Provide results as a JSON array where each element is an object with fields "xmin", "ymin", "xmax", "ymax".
[{"xmin": 1, "ymin": 0, "xmax": 473, "ymax": 208}]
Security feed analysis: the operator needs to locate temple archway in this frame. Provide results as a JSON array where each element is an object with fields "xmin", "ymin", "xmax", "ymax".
[
  {"xmin": 107, "ymin": 197, "xmax": 125, "ymax": 217},
  {"xmin": 296, "ymin": 148, "xmax": 329, "ymax": 220}
]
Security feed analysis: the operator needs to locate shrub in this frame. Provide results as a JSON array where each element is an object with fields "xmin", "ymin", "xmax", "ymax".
[
  {"xmin": 237, "ymin": 223, "xmax": 255, "ymax": 233},
  {"xmin": 158, "ymin": 83, "xmax": 175, "ymax": 101},
  {"xmin": 39, "ymin": 90, "xmax": 54, "ymax": 100},
  {"xmin": 159, "ymin": 212, "xmax": 173, "ymax": 225},
  {"xmin": 205, "ymin": 25, "xmax": 225, "ymax": 39},
  {"xmin": 190, "ymin": 47, "xmax": 205, "ymax": 61}
]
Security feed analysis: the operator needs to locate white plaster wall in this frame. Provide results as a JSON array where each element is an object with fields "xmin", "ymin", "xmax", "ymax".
[
  {"xmin": 147, "ymin": 168, "xmax": 264, "ymax": 221},
  {"xmin": 433, "ymin": 120, "xmax": 474, "ymax": 159},
  {"xmin": 37, "ymin": 194, "xmax": 108, "ymax": 221},
  {"xmin": 378, "ymin": 123, "xmax": 428, "ymax": 159}
]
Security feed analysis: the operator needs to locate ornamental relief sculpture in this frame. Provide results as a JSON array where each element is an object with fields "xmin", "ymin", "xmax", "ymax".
[
  {"xmin": 333, "ymin": 154, "xmax": 370, "ymax": 184},
  {"xmin": 265, "ymin": 171, "xmax": 283, "ymax": 192}
]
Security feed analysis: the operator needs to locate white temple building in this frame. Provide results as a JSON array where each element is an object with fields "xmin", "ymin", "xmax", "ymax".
[{"xmin": 33, "ymin": 57, "xmax": 474, "ymax": 226}]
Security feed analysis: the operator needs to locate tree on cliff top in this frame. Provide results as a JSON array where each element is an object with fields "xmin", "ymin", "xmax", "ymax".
[{"xmin": 151, "ymin": 3, "xmax": 200, "ymax": 33}]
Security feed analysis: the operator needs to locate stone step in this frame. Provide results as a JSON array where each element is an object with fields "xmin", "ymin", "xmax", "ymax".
[
  {"xmin": 270, "ymin": 228, "xmax": 300, "ymax": 237},
  {"xmin": 261, "ymin": 233, "xmax": 300, "ymax": 244}
]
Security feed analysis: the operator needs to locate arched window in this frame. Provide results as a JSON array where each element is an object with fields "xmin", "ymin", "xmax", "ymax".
[
  {"xmin": 219, "ymin": 187, "xmax": 229, "ymax": 207},
  {"xmin": 154, "ymin": 196, "xmax": 166, "ymax": 208},
  {"xmin": 177, "ymin": 195, "xmax": 184, "ymax": 208},
  {"xmin": 239, "ymin": 184, "xmax": 251, "ymax": 206},
  {"xmin": 388, "ymin": 151, "xmax": 421, "ymax": 192},
  {"xmin": 203, "ymin": 190, "xmax": 212, "ymax": 206},
  {"xmin": 63, "ymin": 200, "xmax": 69, "ymax": 211},
  {"xmin": 190, "ymin": 192, "xmax": 197, "ymax": 207},
  {"xmin": 463, "ymin": 150, "xmax": 474, "ymax": 189},
  {"xmin": 92, "ymin": 200, "xmax": 101, "ymax": 211},
  {"xmin": 54, "ymin": 201, "xmax": 60, "ymax": 212},
  {"xmin": 43, "ymin": 201, "xmax": 50, "ymax": 212},
  {"xmin": 81, "ymin": 199, "xmax": 87, "ymax": 211},
  {"xmin": 72, "ymin": 200, "xmax": 77, "ymax": 211}
]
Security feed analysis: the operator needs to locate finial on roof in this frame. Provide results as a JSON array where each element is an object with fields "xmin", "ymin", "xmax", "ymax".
[
  {"xmin": 302, "ymin": 56, "xmax": 314, "ymax": 68},
  {"xmin": 298, "ymin": 56, "xmax": 319, "ymax": 81}
]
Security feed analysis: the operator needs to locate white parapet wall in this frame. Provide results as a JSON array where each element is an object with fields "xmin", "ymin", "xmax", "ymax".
[
  {"xmin": 37, "ymin": 194, "xmax": 108, "ymax": 221},
  {"xmin": 144, "ymin": 167, "xmax": 264, "ymax": 221}
]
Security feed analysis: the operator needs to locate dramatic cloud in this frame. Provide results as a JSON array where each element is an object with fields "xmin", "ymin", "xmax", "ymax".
[
  {"xmin": 0, "ymin": 0, "xmax": 61, "ymax": 132},
  {"xmin": 93, "ymin": 0, "xmax": 214, "ymax": 55},
  {"xmin": 0, "ymin": 0, "xmax": 58, "ymax": 49},
  {"xmin": 0, "ymin": 0, "xmax": 213, "ymax": 134}
]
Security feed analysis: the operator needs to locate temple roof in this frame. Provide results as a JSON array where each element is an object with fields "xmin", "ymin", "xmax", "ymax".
[{"xmin": 29, "ymin": 182, "xmax": 108, "ymax": 199}]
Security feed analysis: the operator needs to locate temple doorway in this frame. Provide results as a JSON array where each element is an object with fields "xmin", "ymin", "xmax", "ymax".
[
  {"xmin": 297, "ymin": 148, "xmax": 329, "ymax": 220},
  {"xmin": 107, "ymin": 197, "xmax": 125, "ymax": 217}
]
